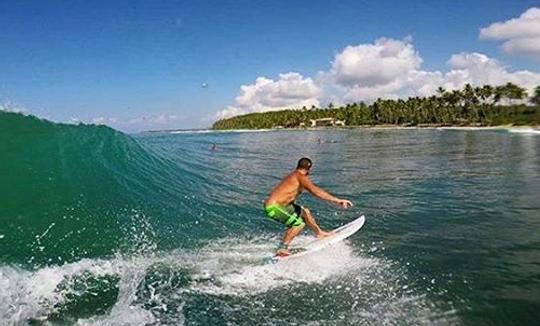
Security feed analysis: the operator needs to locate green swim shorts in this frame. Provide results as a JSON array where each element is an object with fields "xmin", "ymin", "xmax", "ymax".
[{"xmin": 264, "ymin": 203, "xmax": 305, "ymax": 228}]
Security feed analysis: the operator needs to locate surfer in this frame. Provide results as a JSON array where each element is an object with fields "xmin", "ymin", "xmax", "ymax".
[{"xmin": 264, "ymin": 157, "xmax": 353, "ymax": 256}]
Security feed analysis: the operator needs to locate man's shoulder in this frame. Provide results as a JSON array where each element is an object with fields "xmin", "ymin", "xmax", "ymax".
[
  {"xmin": 292, "ymin": 170, "xmax": 310, "ymax": 183},
  {"xmin": 284, "ymin": 170, "xmax": 302, "ymax": 182}
]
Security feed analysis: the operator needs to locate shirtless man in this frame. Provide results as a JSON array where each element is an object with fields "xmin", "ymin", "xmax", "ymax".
[{"xmin": 264, "ymin": 157, "xmax": 353, "ymax": 256}]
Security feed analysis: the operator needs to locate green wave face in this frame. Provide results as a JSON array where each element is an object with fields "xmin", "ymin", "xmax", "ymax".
[
  {"xmin": 0, "ymin": 112, "xmax": 191, "ymax": 267},
  {"xmin": 2, "ymin": 111, "xmax": 540, "ymax": 325}
]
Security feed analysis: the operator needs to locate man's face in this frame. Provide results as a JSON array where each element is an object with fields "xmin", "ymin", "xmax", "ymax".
[{"xmin": 306, "ymin": 166, "xmax": 312, "ymax": 175}]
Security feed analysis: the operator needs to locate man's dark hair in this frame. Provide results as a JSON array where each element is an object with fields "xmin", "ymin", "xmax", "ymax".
[{"xmin": 297, "ymin": 157, "xmax": 313, "ymax": 170}]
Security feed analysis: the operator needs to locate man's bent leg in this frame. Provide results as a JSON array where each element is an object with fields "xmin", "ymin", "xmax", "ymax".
[
  {"xmin": 301, "ymin": 207, "xmax": 334, "ymax": 238},
  {"xmin": 283, "ymin": 224, "xmax": 304, "ymax": 245},
  {"xmin": 276, "ymin": 225, "xmax": 304, "ymax": 256}
]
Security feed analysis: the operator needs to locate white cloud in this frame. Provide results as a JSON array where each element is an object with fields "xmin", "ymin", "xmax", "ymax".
[
  {"xmin": 341, "ymin": 80, "xmax": 403, "ymax": 103},
  {"xmin": 123, "ymin": 114, "xmax": 182, "ymax": 127},
  {"xmin": 443, "ymin": 52, "xmax": 540, "ymax": 90},
  {"xmin": 216, "ymin": 72, "xmax": 321, "ymax": 119},
  {"xmin": 82, "ymin": 113, "xmax": 183, "ymax": 132},
  {"xmin": 218, "ymin": 37, "xmax": 540, "ymax": 120},
  {"xmin": 328, "ymin": 37, "xmax": 422, "ymax": 87},
  {"xmin": 329, "ymin": 43, "xmax": 540, "ymax": 103},
  {"xmin": 321, "ymin": 38, "xmax": 440, "ymax": 102},
  {"xmin": 480, "ymin": 7, "xmax": 540, "ymax": 57}
]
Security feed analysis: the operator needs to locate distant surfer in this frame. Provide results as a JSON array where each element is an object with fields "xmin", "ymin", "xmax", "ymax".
[
  {"xmin": 264, "ymin": 157, "xmax": 353, "ymax": 256},
  {"xmin": 317, "ymin": 138, "xmax": 338, "ymax": 144}
]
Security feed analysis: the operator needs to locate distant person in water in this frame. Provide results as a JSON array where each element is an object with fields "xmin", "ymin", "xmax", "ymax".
[
  {"xmin": 317, "ymin": 138, "xmax": 338, "ymax": 144},
  {"xmin": 211, "ymin": 143, "xmax": 217, "ymax": 151},
  {"xmin": 264, "ymin": 157, "xmax": 353, "ymax": 256}
]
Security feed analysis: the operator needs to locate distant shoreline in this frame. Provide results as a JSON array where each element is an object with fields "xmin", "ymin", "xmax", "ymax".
[{"xmin": 146, "ymin": 124, "xmax": 540, "ymax": 134}]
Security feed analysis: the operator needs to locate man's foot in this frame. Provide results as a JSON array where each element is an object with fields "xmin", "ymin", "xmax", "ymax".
[
  {"xmin": 316, "ymin": 230, "xmax": 336, "ymax": 239},
  {"xmin": 275, "ymin": 248, "xmax": 292, "ymax": 257}
]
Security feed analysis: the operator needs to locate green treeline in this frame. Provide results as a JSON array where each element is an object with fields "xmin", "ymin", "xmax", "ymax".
[{"xmin": 212, "ymin": 83, "xmax": 540, "ymax": 130}]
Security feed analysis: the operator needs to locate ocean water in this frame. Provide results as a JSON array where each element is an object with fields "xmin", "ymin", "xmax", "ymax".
[{"xmin": 1, "ymin": 111, "xmax": 540, "ymax": 325}]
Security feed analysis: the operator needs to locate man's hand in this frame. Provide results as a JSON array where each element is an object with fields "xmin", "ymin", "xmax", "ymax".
[{"xmin": 337, "ymin": 199, "xmax": 353, "ymax": 208}]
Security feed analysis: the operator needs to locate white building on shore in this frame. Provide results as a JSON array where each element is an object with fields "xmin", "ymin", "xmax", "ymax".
[{"xmin": 308, "ymin": 117, "xmax": 346, "ymax": 127}]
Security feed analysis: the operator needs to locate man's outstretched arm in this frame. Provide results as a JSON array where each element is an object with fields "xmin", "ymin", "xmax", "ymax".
[{"xmin": 299, "ymin": 174, "xmax": 353, "ymax": 208}]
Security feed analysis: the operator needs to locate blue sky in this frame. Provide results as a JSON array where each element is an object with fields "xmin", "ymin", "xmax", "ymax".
[{"xmin": 1, "ymin": 0, "xmax": 539, "ymax": 131}]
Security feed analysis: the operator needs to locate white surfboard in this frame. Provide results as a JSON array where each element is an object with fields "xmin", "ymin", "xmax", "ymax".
[{"xmin": 272, "ymin": 215, "xmax": 366, "ymax": 262}]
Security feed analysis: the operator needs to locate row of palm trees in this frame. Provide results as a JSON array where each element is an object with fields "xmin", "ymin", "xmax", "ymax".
[{"xmin": 212, "ymin": 83, "xmax": 540, "ymax": 129}]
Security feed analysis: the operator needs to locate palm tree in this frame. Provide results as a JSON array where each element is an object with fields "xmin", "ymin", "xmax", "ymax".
[
  {"xmin": 505, "ymin": 82, "xmax": 528, "ymax": 102},
  {"xmin": 531, "ymin": 85, "xmax": 540, "ymax": 106},
  {"xmin": 436, "ymin": 86, "xmax": 446, "ymax": 97}
]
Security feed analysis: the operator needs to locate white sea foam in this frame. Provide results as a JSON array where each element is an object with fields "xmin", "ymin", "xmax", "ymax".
[
  {"xmin": 507, "ymin": 127, "xmax": 540, "ymax": 134},
  {"xmin": 0, "ymin": 258, "xmax": 126, "ymax": 324},
  {"xmin": 0, "ymin": 236, "xmax": 454, "ymax": 325},
  {"xmin": 437, "ymin": 126, "xmax": 506, "ymax": 131},
  {"xmin": 436, "ymin": 126, "xmax": 540, "ymax": 135},
  {"xmin": 191, "ymin": 236, "xmax": 377, "ymax": 295}
]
